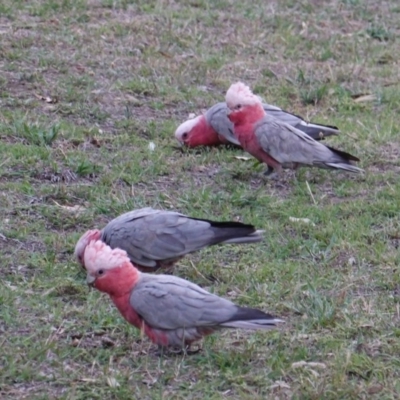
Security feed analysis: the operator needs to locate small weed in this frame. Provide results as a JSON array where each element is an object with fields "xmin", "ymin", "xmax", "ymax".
[
  {"xmin": 296, "ymin": 69, "xmax": 329, "ymax": 105},
  {"xmin": 74, "ymin": 159, "xmax": 101, "ymax": 176},
  {"xmin": 299, "ymin": 84, "xmax": 329, "ymax": 106},
  {"xmin": 366, "ymin": 25, "xmax": 392, "ymax": 41},
  {"xmin": 289, "ymin": 283, "xmax": 338, "ymax": 328},
  {"xmin": 16, "ymin": 122, "xmax": 60, "ymax": 146}
]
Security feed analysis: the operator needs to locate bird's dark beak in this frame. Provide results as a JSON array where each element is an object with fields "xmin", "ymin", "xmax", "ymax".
[
  {"xmin": 171, "ymin": 144, "xmax": 184, "ymax": 151},
  {"xmin": 86, "ymin": 273, "xmax": 96, "ymax": 287}
]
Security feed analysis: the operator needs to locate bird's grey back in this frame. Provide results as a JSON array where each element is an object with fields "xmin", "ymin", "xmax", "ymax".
[
  {"xmin": 254, "ymin": 115, "xmax": 345, "ymax": 165},
  {"xmin": 262, "ymin": 103, "xmax": 303, "ymax": 126},
  {"xmin": 130, "ymin": 273, "xmax": 238, "ymax": 330},
  {"xmin": 101, "ymin": 208, "xmax": 216, "ymax": 267}
]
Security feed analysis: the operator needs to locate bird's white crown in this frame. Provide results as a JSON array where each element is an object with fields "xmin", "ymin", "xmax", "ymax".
[
  {"xmin": 84, "ymin": 240, "xmax": 130, "ymax": 272},
  {"xmin": 225, "ymin": 82, "xmax": 262, "ymax": 109},
  {"xmin": 174, "ymin": 115, "xmax": 202, "ymax": 141}
]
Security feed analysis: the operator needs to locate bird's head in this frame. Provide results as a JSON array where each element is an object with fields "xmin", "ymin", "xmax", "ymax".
[
  {"xmin": 84, "ymin": 240, "xmax": 140, "ymax": 296},
  {"xmin": 74, "ymin": 229, "xmax": 102, "ymax": 268},
  {"xmin": 174, "ymin": 115, "xmax": 221, "ymax": 147},
  {"xmin": 225, "ymin": 82, "xmax": 265, "ymax": 125}
]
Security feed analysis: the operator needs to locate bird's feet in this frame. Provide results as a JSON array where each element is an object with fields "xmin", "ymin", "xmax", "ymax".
[
  {"xmin": 263, "ymin": 166, "xmax": 280, "ymax": 180},
  {"xmin": 156, "ymin": 344, "xmax": 202, "ymax": 357}
]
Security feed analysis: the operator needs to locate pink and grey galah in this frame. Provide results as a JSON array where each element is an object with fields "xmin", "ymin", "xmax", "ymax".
[
  {"xmin": 75, "ymin": 207, "xmax": 263, "ymax": 272},
  {"xmin": 175, "ymin": 102, "xmax": 340, "ymax": 148},
  {"xmin": 225, "ymin": 82, "xmax": 363, "ymax": 176},
  {"xmin": 84, "ymin": 240, "xmax": 283, "ymax": 348}
]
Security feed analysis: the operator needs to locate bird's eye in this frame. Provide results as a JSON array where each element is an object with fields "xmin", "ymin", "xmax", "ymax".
[
  {"xmin": 235, "ymin": 104, "xmax": 242, "ymax": 110},
  {"xmin": 98, "ymin": 269, "xmax": 104, "ymax": 276},
  {"xmin": 182, "ymin": 132, "xmax": 188, "ymax": 140}
]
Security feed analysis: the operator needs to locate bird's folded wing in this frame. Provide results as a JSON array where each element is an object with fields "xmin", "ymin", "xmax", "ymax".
[
  {"xmin": 130, "ymin": 274, "xmax": 236, "ymax": 330},
  {"xmin": 102, "ymin": 210, "xmax": 215, "ymax": 267},
  {"xmin": 254, "ymin": 116, "xmax": 326, "ymax": 165}
]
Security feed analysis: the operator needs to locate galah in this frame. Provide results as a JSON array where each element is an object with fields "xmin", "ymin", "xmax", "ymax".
[
  {"xmin": 225, "ymin": 82, "xmax": 363, "ymax": 176},
  {"xmin": 75, "ymin": 207, "xmax": 263, "ymax": 272},
  {"xmin": 84, "ymin": 240, "xmax": 283, "ymax": 348},
  {"xmin": 174, "ymin": 102, "xmax": 340, "ymax": 148}
]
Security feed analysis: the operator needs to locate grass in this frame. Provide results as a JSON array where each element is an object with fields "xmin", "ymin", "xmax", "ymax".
[{"xmin": 0, "ymin": 0, "xmax": 400, "ymax": 398}]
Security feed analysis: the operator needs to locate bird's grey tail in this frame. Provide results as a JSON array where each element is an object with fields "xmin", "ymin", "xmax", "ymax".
[
  {"xmin": 325, "ymin": 163, "xmax": 364, "ymax": 173},
  {"xmin": 221, "ymin": 307, "xmax": 284, "ymax": 330},
  {"xmin": 204, "ymin": 220, "xmax": 264, "ymax": 246},
  {"xmin": 221, "ymin": 229, "xmax": 264, "ymax": 245},
  {"xmin": 221, "ymin": 318, "xmax": 284, "ymax": 330}
]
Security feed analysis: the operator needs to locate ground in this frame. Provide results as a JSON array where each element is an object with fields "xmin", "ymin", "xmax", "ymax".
[{"xmin": 0, "ymin": 0, "xmax": 400, "ymax": 398}]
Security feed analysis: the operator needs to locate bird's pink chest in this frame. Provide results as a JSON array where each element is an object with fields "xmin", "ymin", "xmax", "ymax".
[
  {"xmin": 235, "ymin": 125, "xmax": 263, "ymax": 159},
  {"xmin": 110, "ymin": 293, "xmax": 169, "ymax": 346},
  {"xmin": 111, "ymin": 294, "xmax": 142, "ymax": 328}
]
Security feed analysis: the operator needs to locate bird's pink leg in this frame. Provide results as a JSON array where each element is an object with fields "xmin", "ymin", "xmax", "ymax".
[{"xmin": 257, "ymin": 152, "xmax": 283, "ymax": 178}]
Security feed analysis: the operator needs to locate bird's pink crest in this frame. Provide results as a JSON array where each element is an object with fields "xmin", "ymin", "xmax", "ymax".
[
  {"xmin": 174, "ymin": 115, "xmax": 203, "ymax": 143},
  {"xmin": 74, "ymin": 229, "xmax": 102, "ymax": 265},
  {"xmin": 225, "ymin": 82, "xmax": 262, "ymax": 109},
  {"xmin": 84, "ymin": 240, "xmax": 131, "ymax": 274}
]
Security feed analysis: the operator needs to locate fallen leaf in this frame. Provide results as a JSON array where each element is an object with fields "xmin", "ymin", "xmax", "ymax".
[
  {"xmin": 41, "ymin": 287, "xmax": 56, "ymax": 297},
  {"xmin": 34, "ymin": 93, "xmax": 58, "ymax": 103},
  {"xmin": 269, "ymin": 380, "xmax": 291, "ymax": 390},
  {"xmin": 291, "ymin": 361, "xmax": 327, "ymax": 369},
  {"xmin": 368, "ymin": 384, "xmax": 383, "ymax": 394},
  {"xmin": 53, "ymin": 200, "xmax": 85, "ymax": 215},
  {"xmin": 353, "ymin": 94, "xmax": 377, "ymax": 103},
  {"xmin": 195, "ymin": 166, "xmax": 207, "ymax": 173},
  {"xmin": 5, "ymin": 282, "xmax": 18, "ymax": 291},
  {"xmin": 158, "ymin": 50, "xmax": 172, "ymax": 58},
  {"xmin": 348, "ymin": 257, "xmax": 356, "ymax": 266},
  {"xmin": 142, "ymin": 377, "xmax": 158, "ymax": 386},
  {"xmin": 289, "ymin": 217, "xmax": 315, "ymax": 226},
  {"xmin": 125, "ymin": 94, "xmax": 140, "ymax": 104},
  {"xmin": 234, "ymin": 156, "xmax": 252, "ymax": 161},
  {"xmin": 107, "ymin": 377, "xmax": 120, "ymax": 388}
]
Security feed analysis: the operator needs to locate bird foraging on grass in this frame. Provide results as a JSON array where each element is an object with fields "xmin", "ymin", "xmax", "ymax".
[
  {"xmin": 75, "ymin": 207, "xmax": 264, "ymax": 272},
  {"xmin": 175, "ymin": 101, "xmax": 340, "ymax": 148},
  {"xmin": 225, "ymin": 82, "xmax": 363, "ymax": 178},
  {"xmin": 84, "ymin": 240, "xmax": 284, "ymax": 351}
]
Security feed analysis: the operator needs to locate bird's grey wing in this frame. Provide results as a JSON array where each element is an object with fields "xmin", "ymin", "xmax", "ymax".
[
  {"xmin": 262, "ymin": 103, "xmax": 303, "ymax": 126},
  {"xmin": 130, "ymin": 274, "xmax": 237, "ymax": 330},
  {"xmin": 254, "ymin": 115, "xmax": 329, "ymax": 165},
  {"xmin": 102, "ymin": 210, "xmax": 214, "ymax": 267},
  {"xmin": 207, "ymin": 103, "xmax": 240, "ymax": 145},
  {"xmin": 262, "ymin": 103, "xmax": 339, "ymax": 139},
  {"xmin": 105, "ymin": 208, "xmax": 160, "ymax": 223}
]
